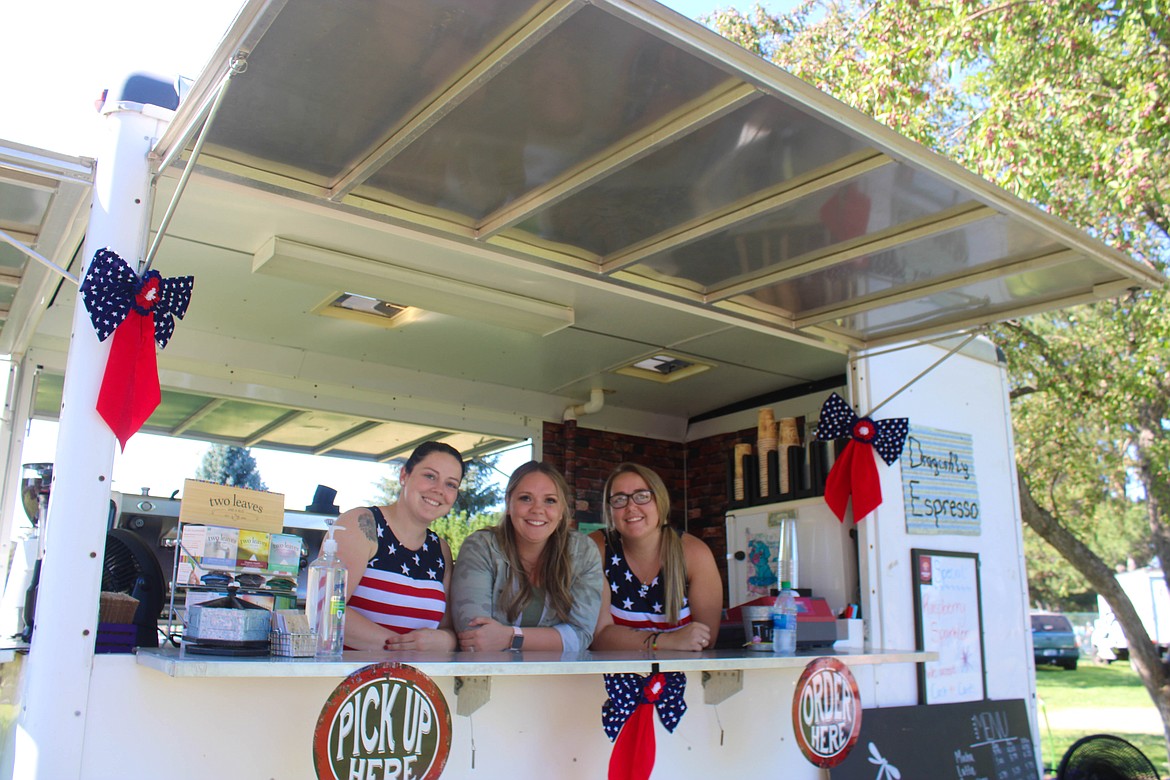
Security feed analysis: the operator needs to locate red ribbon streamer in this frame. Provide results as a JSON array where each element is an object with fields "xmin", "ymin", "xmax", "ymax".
[
  {"xmin": 608, "ymin": 673, "xmax": 665, "ymax": 780},
  {"xmin": 824, "ymin": 439, "xmax": 882, "ymax": 523},
  {"xmin": 96, "ymin": 310, "xmax": 161, "ymax": 451}
]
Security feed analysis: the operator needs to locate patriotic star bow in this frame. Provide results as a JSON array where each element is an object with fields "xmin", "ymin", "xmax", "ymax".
[
  {"xmin": 80, "ymin": 248, "xmax": 193, "ymax": 449},
  {"xmin": 602, "ymin": 671, "xmax": 686, "ymax": 780},
  {"xmin": 815, "ymin": 392, "xmax": 908, "ymax": 523}
]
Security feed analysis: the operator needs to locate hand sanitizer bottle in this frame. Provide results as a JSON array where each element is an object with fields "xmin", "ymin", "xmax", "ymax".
[{"xmin": 308, "ymin": 522, "xmax": 346, "ymax": 660}]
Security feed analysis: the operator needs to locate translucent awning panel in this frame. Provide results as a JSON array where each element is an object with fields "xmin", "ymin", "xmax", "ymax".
[
  {"xmin": 204, "ymin": 0, "xmax": 535, "ymax": 185},
  {"xmin": 829, "ymin": 254, "xmax": 1120, "ymax": 338},
  {"xmin": 510, "ymin": 98, "xmax": 872, "ymax": 257},
  {"xmin": 362, "ymin": 4, "xmax": 729, "ymax": 220},
  {"xmin": 627, "ymin": 164, "xmax": 975, "ymax": 292}
]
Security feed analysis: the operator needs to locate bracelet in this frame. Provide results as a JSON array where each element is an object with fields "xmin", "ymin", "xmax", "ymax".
[{"xmin": 650, "ymin": 632, "xmax": 661, "ymax": 651}]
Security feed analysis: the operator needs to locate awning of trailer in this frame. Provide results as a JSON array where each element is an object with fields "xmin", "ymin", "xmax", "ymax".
[
  {"xmin": 0, "ymin": 147, "xmax": 520, "ymax": 463},
  {"xmin": 158, "ymin": 0, "xmax": 1161, "ymax": 351},
  {"xmin": 0, "ymin": 142, "xmax": 91, "ymax": 356}
]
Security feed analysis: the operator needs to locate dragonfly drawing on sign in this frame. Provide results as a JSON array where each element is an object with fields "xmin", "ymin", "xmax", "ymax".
[{"xmin": 867, "ymin": 742, "xmax": 901, "ymax": 780}]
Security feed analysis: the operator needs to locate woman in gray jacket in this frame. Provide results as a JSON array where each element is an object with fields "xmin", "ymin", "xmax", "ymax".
[{"xmin": 451, "ymin": 461, "xmax": 603, "ymax": 653}]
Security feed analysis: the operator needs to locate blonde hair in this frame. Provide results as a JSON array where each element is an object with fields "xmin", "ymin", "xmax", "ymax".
[
  {"xmin": 495, "ymin": 461, "xmax": 575, "ymax": 623},
  {"xmin": 602, "ymin": 463, "xmax": 687, "ymax": 624}
]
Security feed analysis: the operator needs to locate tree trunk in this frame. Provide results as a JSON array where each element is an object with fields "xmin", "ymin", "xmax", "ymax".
[{"xmin": 1017, "ymin": 469, "xmax": 1170, "ymax": 758}]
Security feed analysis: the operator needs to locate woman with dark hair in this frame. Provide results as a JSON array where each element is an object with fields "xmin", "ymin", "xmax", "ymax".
[
  {"xmin": 451, "ymin": 461, "xmax": 603, "ymax": 653},
  {"xmin": 333, "ymin": 441, "xmax": 464, "ymax": 652},
  {"xmin": 589, "ymin": 462, "xmax": 723, "ymax": 652}
]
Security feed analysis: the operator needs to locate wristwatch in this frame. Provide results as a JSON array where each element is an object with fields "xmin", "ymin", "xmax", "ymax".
[{"xmin": 510, "ymin": 626, "xmax": 524, "ymax": 651}]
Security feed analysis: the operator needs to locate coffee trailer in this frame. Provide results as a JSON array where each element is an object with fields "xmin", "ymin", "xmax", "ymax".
[{"xmin": 0, "ymin": 1, "xmax": 1160, "ymax": 777}]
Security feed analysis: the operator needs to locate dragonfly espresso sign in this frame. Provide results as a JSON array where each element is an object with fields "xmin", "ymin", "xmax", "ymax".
[{"xmin": 314, "ymin": 663, "xmax": 452, "ymax": 780}]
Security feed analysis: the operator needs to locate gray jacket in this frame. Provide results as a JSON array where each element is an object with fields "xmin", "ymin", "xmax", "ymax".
[{"xmin": 451, "ymin": 527, "xmax": 603, "ymax": 653}]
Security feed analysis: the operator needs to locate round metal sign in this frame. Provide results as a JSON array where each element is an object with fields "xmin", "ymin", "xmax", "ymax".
[
  {"xmin": 791, "ymin": 657, "xmax": 863, "ymax": 768},
  {"xmin": 314, "ymin": 663, "xmax": 452, "ymax": 780}
]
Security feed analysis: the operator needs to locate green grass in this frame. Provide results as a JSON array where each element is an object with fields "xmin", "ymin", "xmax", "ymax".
[
  {"xmin": 1035, "ymin": 662, "xmax": 1168, "ymax": 777},
  {"xmin": 1035, "ymin": 663, "xmax": 1156, "ymax": 708}
]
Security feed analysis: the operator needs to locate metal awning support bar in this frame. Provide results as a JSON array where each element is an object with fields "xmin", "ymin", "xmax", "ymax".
[
  {"xmin": 857, "ymin": 330, "xmax": 981, "ymax": 418},
  {"xmin": 142, "ymin": 57, "xmax": 247, "ymax": 274},
  {"xmin": 0, "ymin": 229, "xmax": 78, "ymax": 285}
]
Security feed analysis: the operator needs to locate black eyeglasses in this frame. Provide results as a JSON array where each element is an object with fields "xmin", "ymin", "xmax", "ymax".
[{"xmin": 608, "ymin": 490, "xmax": 654, "ymax": 509}]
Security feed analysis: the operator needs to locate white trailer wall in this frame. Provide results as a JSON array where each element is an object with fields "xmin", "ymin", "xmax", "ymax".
[{"xmin": 852, "ymin": 338, "xmax": 1034, "ymax": 712}]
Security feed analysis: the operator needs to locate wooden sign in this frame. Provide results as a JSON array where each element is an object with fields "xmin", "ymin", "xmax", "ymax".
[
  {"xmin": 899, "ymin": 425, "xmax": 980, "ymax": 535},
  {"xmin": 829, "ymin": 699, "xmax": 1039, "ymax": 779},
  {"xmin": 314, "ymin": 663, "xmax": 452, "ymax": 780},
  {"xmin": 178, "ymin": 479, "xmax": 285, "ymax": 534},
  {"xmin": 791, "ymin": 657, "xmax": 862, "ymax": 768},
  {"xmin": 912, "ymin": 549, "xmax": 986, "ymax": 704}
]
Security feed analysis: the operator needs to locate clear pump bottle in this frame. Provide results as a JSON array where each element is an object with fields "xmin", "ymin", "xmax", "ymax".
[{"xmin": 308, "ymin": 522, "xmax": 347, "ymax": 659}]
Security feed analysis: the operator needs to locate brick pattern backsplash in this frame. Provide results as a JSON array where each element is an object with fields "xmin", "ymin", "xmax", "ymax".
[{"xmin": 542, "ymin": 421, "xmax": 755, "ymax": 606}]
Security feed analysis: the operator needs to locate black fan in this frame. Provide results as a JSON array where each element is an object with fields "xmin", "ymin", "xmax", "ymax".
[
  {"xmin": 1058, "ymin": 734, "xmax": 1161, "ymax": 780},
  {"xmin": 102, "ymin": 529, "xmax": 167, "ymax": 648}
]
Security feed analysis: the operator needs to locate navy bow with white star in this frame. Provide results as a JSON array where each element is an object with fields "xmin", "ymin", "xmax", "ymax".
[
  {"xmin": 602, "ymin": 671, "xmax": 686, "ymax": 780},
  {"xmin": 80, "ymin": 248, "xmax": 193, "ymax": 449},
  {"xmin": 815, "ymin": 393, "xmax": 909, "ymax": 522}
]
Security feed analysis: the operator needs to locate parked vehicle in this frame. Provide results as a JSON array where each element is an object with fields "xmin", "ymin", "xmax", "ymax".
[
  {"xmin": 1032, "ymin": 612, "xmax": 1079, "ymax": 671},
  {"xmin": 1094, "ymin": 567, "xmax": 1170, "ymax": 663}
]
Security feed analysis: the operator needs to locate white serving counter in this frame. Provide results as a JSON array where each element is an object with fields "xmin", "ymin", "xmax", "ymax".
[
  {"xmin": 136, "ymin": 645, "xmax": 933, "ymax": 677},
  {"xmin": 68, "ymin": 647, "xmax": 935, "ymax": 780}
]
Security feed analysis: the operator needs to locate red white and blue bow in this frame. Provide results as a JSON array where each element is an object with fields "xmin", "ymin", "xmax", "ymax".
[
  {"xmin": 815, "ymin": 393, "xmax": 908, "ymax": 523},
  {"xmin": 602, "ymin": 671, "xmax": 686, "ymax": 780},
  {"xmin": 80, "ymin": 248, "xmax": 193, "ymax": 449}
]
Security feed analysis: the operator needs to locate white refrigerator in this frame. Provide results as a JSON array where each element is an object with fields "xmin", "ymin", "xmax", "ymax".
[{"xmin": 724, "ymin": 497, "xmax": 858, "ymax": 614}]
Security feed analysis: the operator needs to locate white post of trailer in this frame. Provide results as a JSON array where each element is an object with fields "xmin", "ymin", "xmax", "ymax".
[{"xmin": 13, "ymin": 90, "xmax": 168, "ymax": 780}]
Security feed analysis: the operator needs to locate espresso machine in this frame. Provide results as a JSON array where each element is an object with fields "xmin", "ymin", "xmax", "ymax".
[{"xmin": 0, "ymin": 463, "xmax": 52, "ymax": 640}]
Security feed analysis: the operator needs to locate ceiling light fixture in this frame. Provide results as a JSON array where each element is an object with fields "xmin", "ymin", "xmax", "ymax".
[
  {"xmin": 253, "ymin": 237, "xmax": 574, "ymax": 336},
  {"xmin": 313, "ymin": 292, "xmax": 417, "ymax": 329}
]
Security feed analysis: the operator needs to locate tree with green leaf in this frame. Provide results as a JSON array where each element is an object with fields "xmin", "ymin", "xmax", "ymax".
[
  {"xmin": 195, "ymin": 444, "xmax": 266, "ymax": 490},
  {"xmin": 374, "ymin": 454, "xmax": 504, "ymax": 516},
  {"xmin": 430, "ymin": 511, "xmax": 500, "ymax": 559},
  {"xmin": 709, "ymin": 0, "xmax": 1170, "ymax": 750}
]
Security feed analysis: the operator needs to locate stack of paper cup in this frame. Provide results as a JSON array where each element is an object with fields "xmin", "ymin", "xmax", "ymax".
[
  {"xmin": 733, "ymin": 443, "xmax": 752, "ymax": 500},
  {"xmin": 757, "ymin": 408, "xmax": 776, "ymax": 499},
  {"xmin": 778, "ymin": 417, "xmax": 801, "ymax": 494}
]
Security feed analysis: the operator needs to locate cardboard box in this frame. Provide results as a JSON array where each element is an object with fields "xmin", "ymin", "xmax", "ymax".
[
  {"xmin": 201, "ymin": 526, "xmax": 239, "ymax": 568},
  {"xmin": 268, "ymin": 533, "xmax": 302, "ymax": 576},
  {"xmin": 237, "ymin": 530, "xmax": 270, "ymax": 570},
  {"xmin": 177, "ymin": 525, "xmax": 208, "ymax": 585}
]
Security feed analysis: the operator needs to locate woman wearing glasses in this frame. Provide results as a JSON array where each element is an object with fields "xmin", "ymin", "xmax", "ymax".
[{"xmin": 589, "ymin": 463, "xmax": 723, "ymax": 652}]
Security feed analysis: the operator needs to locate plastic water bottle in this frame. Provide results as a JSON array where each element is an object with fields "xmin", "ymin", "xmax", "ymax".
[
  {"xmin": 308, "ymin": 522, "xmax": 347, "ymax": 659},
  {"xmin": 772, "ymin": 587, "xmax": 798, "ymax": 656}
]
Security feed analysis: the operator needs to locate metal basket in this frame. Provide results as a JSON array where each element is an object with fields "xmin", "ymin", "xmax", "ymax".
[{"xmin": 269, "ymin": 630, "xmax": 316, "ymax": 657}]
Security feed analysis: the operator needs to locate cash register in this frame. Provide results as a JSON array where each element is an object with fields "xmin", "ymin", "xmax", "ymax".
[{"xmin": 718, "ymin": 590, "xmax": 839, "ymax": 649}]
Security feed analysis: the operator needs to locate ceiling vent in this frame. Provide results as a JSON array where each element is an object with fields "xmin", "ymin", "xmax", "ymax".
[{"xmin": 615, "ymin": 352, "xmax": 713, "ymax": 383}]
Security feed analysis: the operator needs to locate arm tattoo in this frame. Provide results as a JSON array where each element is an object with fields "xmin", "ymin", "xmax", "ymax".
[{"xmin": 358, "ymin": 509, "xmax": 378, "ymax": 545}]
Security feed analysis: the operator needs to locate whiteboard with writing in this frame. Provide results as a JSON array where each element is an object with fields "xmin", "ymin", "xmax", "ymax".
[{"xmin": 912, "ymin": 549, "xmax": 985, "ymax": 704}]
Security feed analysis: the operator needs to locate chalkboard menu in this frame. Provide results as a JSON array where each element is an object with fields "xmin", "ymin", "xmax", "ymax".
[{"xmin": 829, "ymin": 699, "xmax": 1039, "ymax": 780}]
